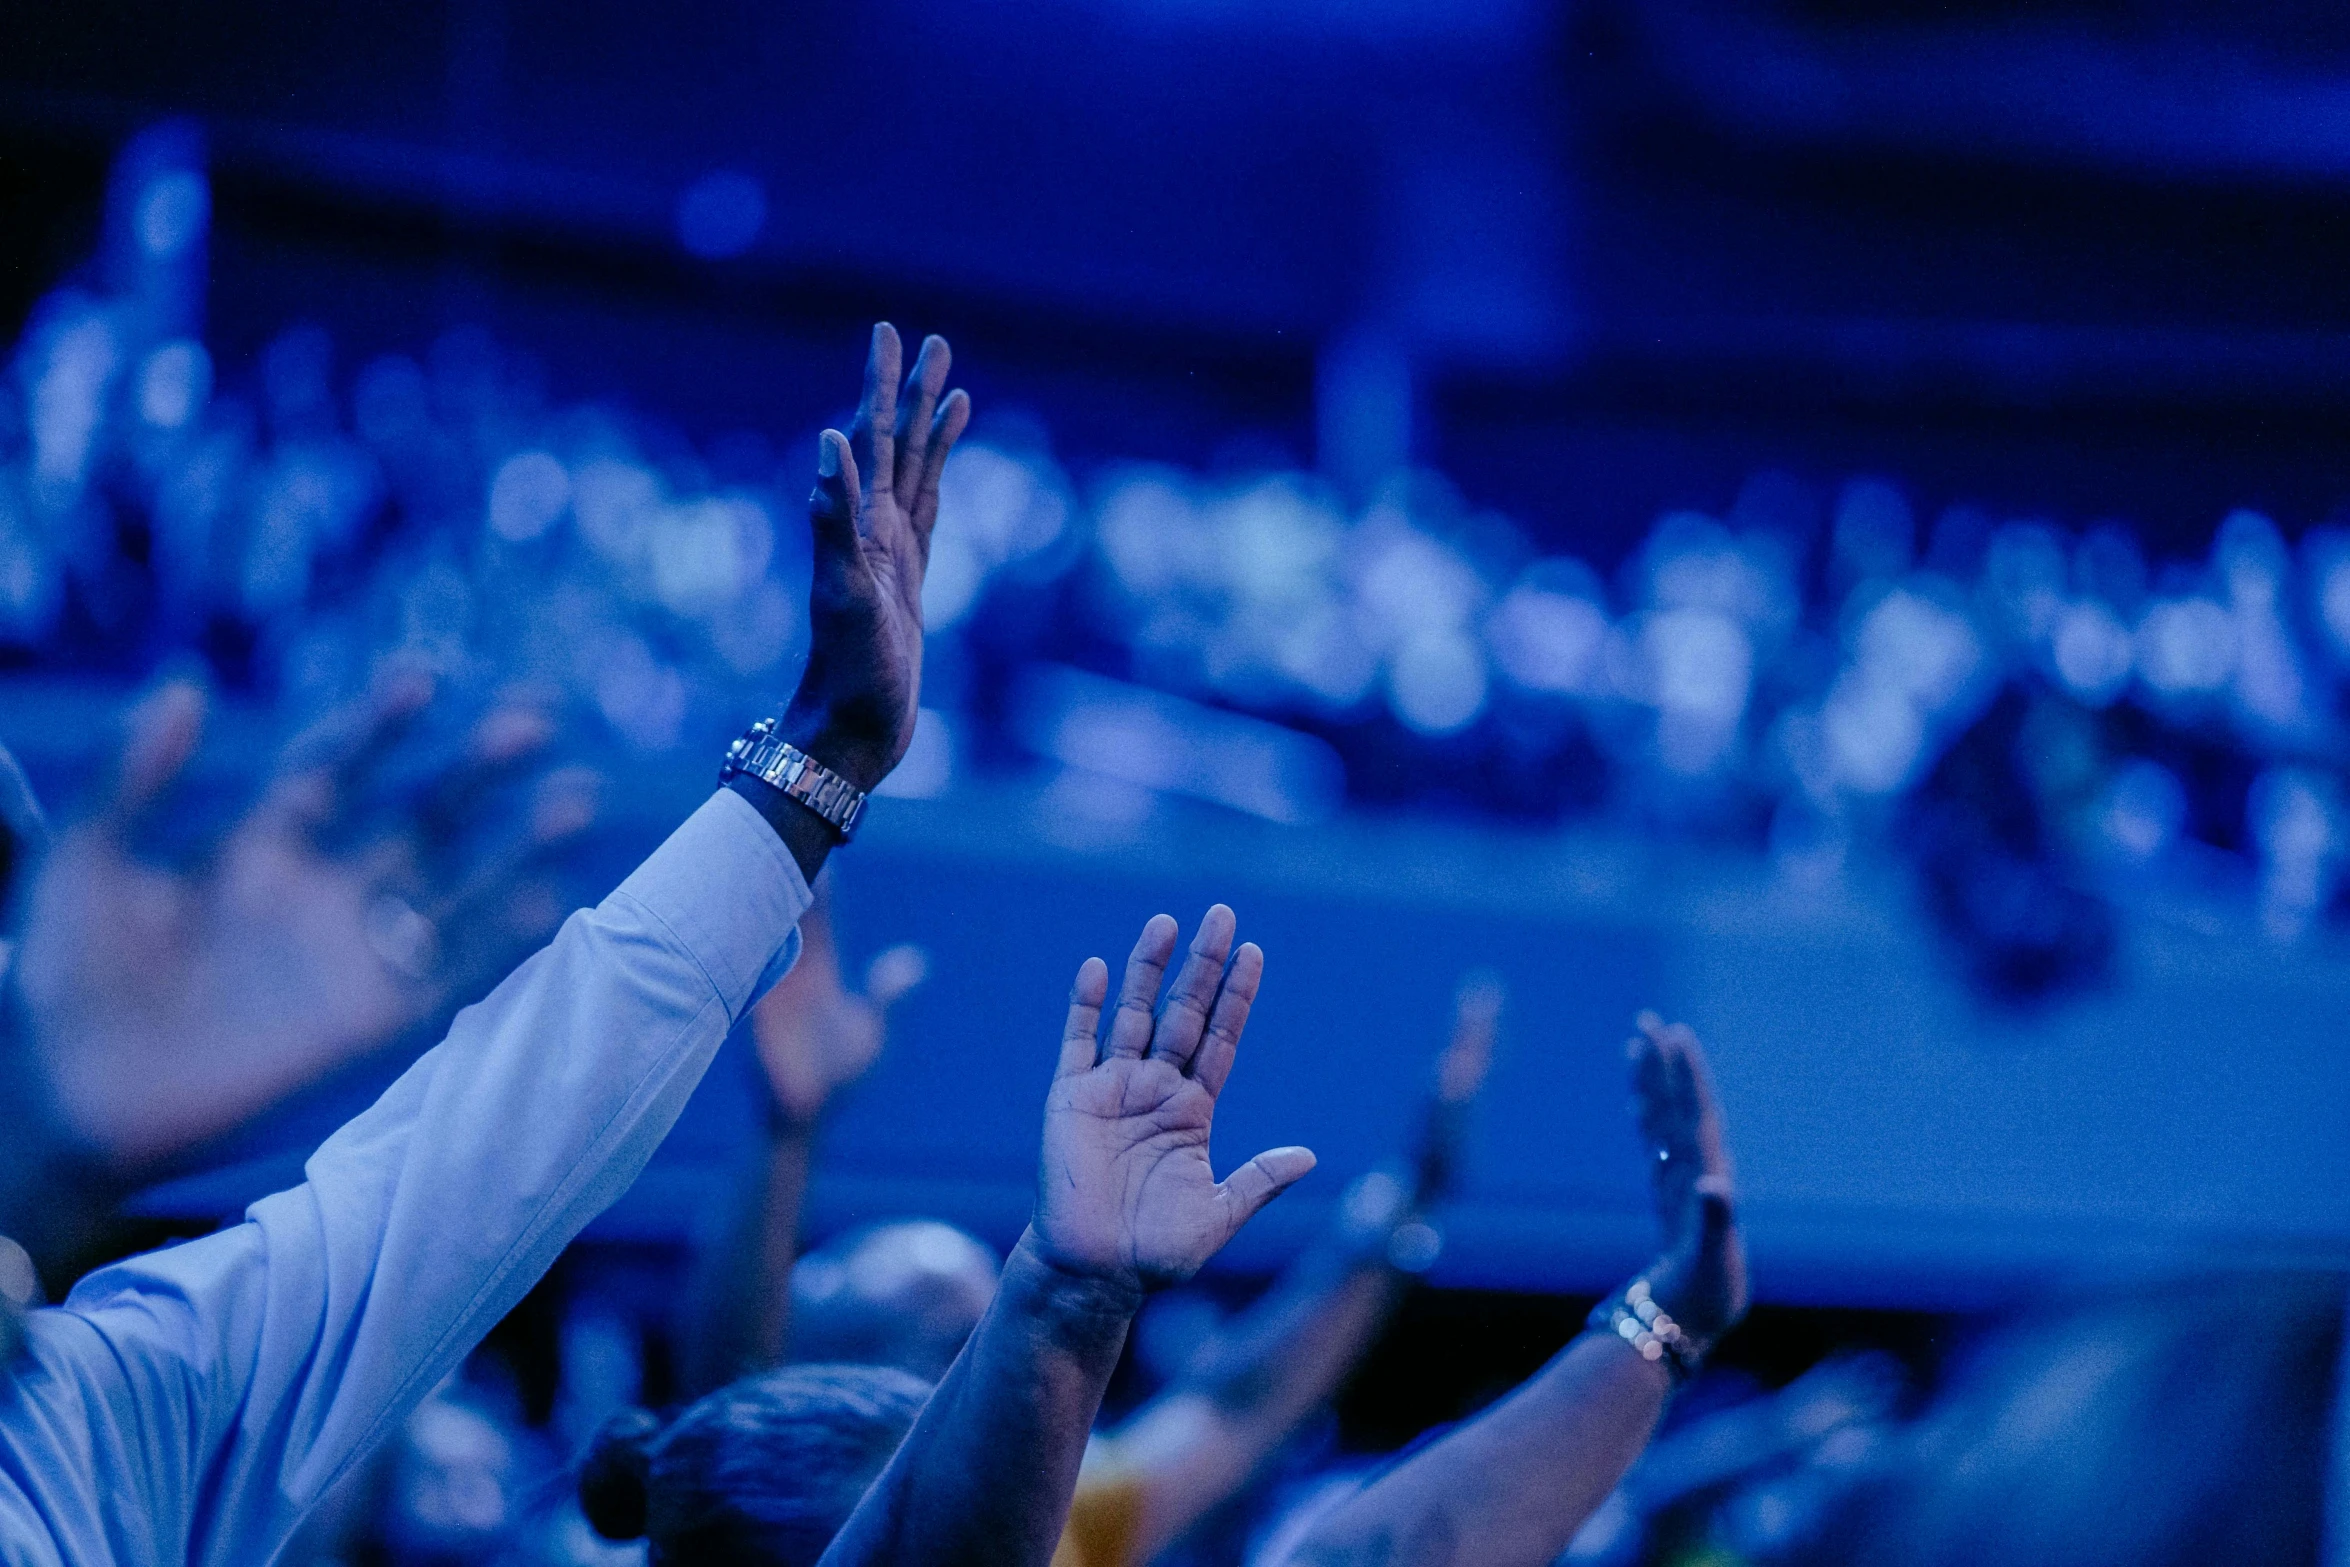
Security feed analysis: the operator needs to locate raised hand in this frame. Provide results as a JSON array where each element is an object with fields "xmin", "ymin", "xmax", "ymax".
[
  {"xmin": 1628, "ymin": 1013, "xmax": 1747, "ymax": 1343},
  {"xmin": 16, "ymin": 673, "xmax": 597, "ymax": 1170},
  {"xmin": 784, "ymin": 323, "xmax": 972, "ymax": 793},
  {"xmin": 1413, "ymin": 972, "xmax": 1503, "ymax": 1205},
  {"xmin": 750, "ymin": 882, "xmax": 928, "ymax": 1127},
  {"xmin": 1436, "ymin": 976, "xmax": 1503, "ymax": 1107},
  {"xmin": 1035, "ymin": 906, "xmax": 1315, "ymax": 1293}
]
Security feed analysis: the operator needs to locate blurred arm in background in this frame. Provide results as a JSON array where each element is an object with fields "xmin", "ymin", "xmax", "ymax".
[
  {"xmin": 1055, "ymin": 977, "xmax": 1501, "ymax": 1567},
  {"xmin": 683, "ymin": 879, "xmax": 927, "ymax": 1398},
  {"xmin": 818, "ymin": 905, "xmax": 1318, "ymax": 1567},
  {"xmin": 1264, "ymin": 1016, "xmax": 1748, "ymax": 1567},
  {"xmin": 0, "ymin": 671, "xmax": 597, "ymax": 1286}
]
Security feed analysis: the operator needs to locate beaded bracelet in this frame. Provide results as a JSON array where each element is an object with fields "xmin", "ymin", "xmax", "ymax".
[{"xmin": 1588, "ymin": 1275, "xmax": 1711, "ymax": 1385}]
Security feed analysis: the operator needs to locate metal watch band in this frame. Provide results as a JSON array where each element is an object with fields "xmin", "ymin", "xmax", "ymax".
[{"xmin": 719, "ymin": 719, "xmax": 869, "ymax": 841}]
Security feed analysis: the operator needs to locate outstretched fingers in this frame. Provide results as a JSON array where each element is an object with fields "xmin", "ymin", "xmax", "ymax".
[
  {"xmin": 848, "ymin": 322, "xmax": 901, "ymax": 514},
  {"xmin": 528, "ymin": 765, "xmax": 602, "ymax": 847},
  {"xmin": 263, "ymin": 669, "xmax": 435, "ymax": 840},
  {"xmin": 1058, "ymin": 956, "xmax": 1111, "ymax": 1078},
  {"xmin": 1692, "ymin": 1176, "xmax": 1738, "ymax": 1253},
  {"xmin": 892, "ymin": 334, "xmax": 951, "ymax": 514},
  {"xmin": 1630, "ymin": 1014, "xmax": 1699, "ymax": 1153},
  {"xmin": 424, "ymin": 764, "xmax": 598, "ymax": 923},
  {"xmin": 1216, "ymin": 1145, "xmax": 1318, "ymax": 1240},
  {"xmin": 1147, "ymin": 904, "xmax": 1236, "ymax": 1073},
  {"xmin": 1188, "ymin": 941, "xmax": 1263, "ymax": 1098},
  {"xmin": 864, "ymin": 943, "xmax": 930, "ymax": 1012},
  {"xmin": 1631, "ymin": 1014, "xmax": 1697, "ymax": 1230},
  {"xmin": 1640, "ymin": 1015, "xmax": 1727, "ymax": 1171},
  {"xmin": 1675, "ymin": 1024, "xmax": 1734, "ymax": 1182},
  {"xmin": 1631, "ymin": 1013, "xmax": 1736, "ymax": 1248},
  {"xmin": 1103, "ymin": 913, "xmax": 1179, "ymax": 1059},
  {"xmin": 910, "ymin": 389, "xmax": 972, "ymax": 557}
]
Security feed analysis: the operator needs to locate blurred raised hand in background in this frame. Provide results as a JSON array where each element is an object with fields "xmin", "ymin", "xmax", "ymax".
[
  {"xmin": 752, "ymin": 888, "xmax": 928, "ymax": 1131},
  {"xmin": 6, "ymin": 669, "xmax": 597, "ymax": 1265},
  {"xmin": 1628, "ymin": 1012, "xmax": 1747, "ymax": 1349},
  {"xmin": 1260, "ymin": 1015, "xmax": 1746, "ymax": 1567},
  {"xmin": 685, "ymin": 879, "xmax": 930, "ymax": 1397}
]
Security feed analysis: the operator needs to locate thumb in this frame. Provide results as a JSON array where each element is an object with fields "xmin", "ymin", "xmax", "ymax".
[
  {"xmin": 809, "ymin": 428, "xmax": 863, "ymax": 551},
  {"xmin": 1216, "ymin": 1145, "xmax": 1317, "ymax": 1238}
]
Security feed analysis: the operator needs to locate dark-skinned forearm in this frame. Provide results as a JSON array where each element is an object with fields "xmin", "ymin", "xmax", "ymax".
[
  {"xmin": 727, "ymin": 706, "xmax": 901, "ymax": 884},
  {"xmin": 818, "ymin": 1229, "xmax": 1140, "ymax": 1567},
  {"xmin": 726, "ymin": 775, "xmax": 837, "ymax": 886},
  {"xmin": 1280, "ymin": 1331, "xmax": 1668, "ymax": 1567}
]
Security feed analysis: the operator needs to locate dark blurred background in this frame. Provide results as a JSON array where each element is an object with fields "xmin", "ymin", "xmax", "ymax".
[
  {"xmin": 5, "ymin": 0, "xmax": 2350, "ymax": 1535},
  {"xmin": 21, "ymin": 0, "xmax": 2350, "ymax": 539}
]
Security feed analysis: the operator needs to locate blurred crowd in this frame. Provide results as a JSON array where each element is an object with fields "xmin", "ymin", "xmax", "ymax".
[{"xmin": 18, "ymin": 132, "xmax": 2350, "ymax": 999}]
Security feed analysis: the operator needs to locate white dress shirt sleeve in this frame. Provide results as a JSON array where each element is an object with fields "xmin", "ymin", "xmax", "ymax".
[{"xmin": 0, "ymin": 788, "xmax": 811, "ymax": 1567}]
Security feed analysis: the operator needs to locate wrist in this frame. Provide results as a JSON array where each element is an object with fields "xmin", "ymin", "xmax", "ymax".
[
  {"xmin": 1588, "ymin": 1274, "xmax": 1713, "ymax": 1386},
  {"xmin": 779, "ymin": 702, "xmax": 896, "ymax": 796},
  {"xmin": 762, "ymin": 1088, "xmax": 823, "ymax": 1140},
  {"xmin": 725, "ymin": 775, "xmax": 837, "ymax": 885},
  {"xmin": 1004, "ymin": 1227, "xmax": 1147, "ymax": 1342},
  {"xmin": 1585, "ymin": 1322, "xmax": 1679, "ymax": 1396}
]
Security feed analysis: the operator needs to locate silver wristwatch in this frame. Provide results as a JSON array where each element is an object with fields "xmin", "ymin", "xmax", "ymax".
[{"xmin": 719, "ymin": 719, "xmax": 869, "ymax": 841}]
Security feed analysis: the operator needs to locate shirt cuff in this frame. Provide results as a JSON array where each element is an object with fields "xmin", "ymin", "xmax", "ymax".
[{"xmin": 610, "ymin": 788, "xmax": 814, "ymax": 1018}]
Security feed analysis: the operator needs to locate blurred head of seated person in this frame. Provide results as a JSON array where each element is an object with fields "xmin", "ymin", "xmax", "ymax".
[
  {"xmin": 377, "ymin": 1385, "xmax": 534, "ymax": 1567},
  {"xmin": 581, "ymin": 1364, "xmax": 932, "ymax": 1567},
  {"xmin": 0, "ymin": 669, "xmax": 597, "ymax": 1278},
  {"xmin": 787, "ymin": 1220, "xmax": 1000, "ymax": 1381},
  {"xmin": 1816, "ymin": 1271, "xmax": 2339, "ymax": 1567}
]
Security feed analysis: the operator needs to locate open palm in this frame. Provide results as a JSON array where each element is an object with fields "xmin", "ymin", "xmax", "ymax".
[
  {"xmin": 787, "ymin": 324, "xmax": 971, "ymax": 791},
  {"xmin": 1628, "ymin": 1013, "xmax": 1747, "ymax": 1343},
  {"xmin": 1035, "ymin": 906, "xmax": 1315, "ymax": 1292}
]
